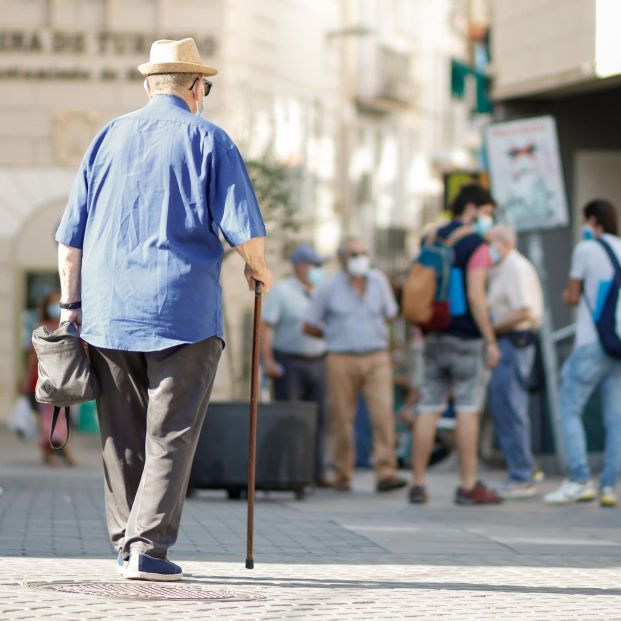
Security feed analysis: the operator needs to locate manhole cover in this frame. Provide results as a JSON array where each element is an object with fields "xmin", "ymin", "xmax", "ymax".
[{"xmin": 26, "ymin": 581, "xmax": 266, "ymax": 602}]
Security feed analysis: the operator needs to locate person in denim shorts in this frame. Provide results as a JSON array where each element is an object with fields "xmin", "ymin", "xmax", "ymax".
[{"xmin": 409, "ymin": 184, "xmax": 502, "ymax": 506}]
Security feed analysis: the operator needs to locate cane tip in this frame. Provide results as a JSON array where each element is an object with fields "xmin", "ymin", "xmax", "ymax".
[{"xmin": 245, "ymin": 558, "xmax": 254, "ymax": 569}]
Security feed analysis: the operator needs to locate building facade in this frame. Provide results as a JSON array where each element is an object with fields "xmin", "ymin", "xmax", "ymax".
[{"xmin": 0, "ymin": 0, "xmax": 474, "ymax": 416}]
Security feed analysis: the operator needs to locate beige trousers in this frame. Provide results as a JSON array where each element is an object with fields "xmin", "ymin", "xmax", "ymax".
[{"xmin": 326, "ymin": 351, "xmax": 396, "ymax": 484}]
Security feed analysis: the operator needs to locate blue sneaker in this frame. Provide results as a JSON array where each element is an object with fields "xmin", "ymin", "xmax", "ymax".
[
  {"xmin": 125, "ymin": 552, "xmax": 183, "ymax": 581},
  {"xmin": 116, "ymin": 550, "xmax": 127, "ymax": 576}
]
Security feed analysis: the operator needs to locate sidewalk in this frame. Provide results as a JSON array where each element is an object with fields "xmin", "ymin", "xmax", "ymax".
[{"xmin": 0, "ymin": 425, "xmax": 620, "ymax": 620}]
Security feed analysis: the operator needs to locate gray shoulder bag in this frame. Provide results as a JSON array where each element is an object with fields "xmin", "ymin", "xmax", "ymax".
[{"xmin": 32, "ymin": 321, "xmax": 100, "ymax": 449}]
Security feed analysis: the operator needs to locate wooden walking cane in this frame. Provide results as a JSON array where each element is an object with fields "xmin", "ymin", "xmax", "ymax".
[{"xmin": 246, "ymin": 280, "xmax": 263, "ymax": 569}]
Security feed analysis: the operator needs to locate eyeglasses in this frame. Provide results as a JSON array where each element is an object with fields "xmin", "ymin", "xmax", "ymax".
[
  {"xmin": 349, "ymin": 252, "xmax": 368, "ymax": 258},
  {"xmin": 189, "ymin": 77, "xmax": 212, "ymax": 98}
]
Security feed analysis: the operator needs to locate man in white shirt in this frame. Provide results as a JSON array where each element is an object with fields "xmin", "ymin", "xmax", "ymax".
[
  {"xmin": 486, "ymin": 225, "xmax": 543, "ymax": 498},
  {"xmin": 545, "ymin": 200, "xmax": 621, "ymax": 508}
]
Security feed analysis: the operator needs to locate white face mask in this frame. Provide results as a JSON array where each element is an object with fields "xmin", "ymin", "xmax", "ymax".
[
  {"xmin": 347, "ymin": 254, "xmax": 370, "ymax": 277},
  {"xmin": 489, "ymin": 244, "xmax": 502, "ymax": 265},
  {"xmin": 195, "ymin": 94, "xmax": 205, "ymax": 117}
]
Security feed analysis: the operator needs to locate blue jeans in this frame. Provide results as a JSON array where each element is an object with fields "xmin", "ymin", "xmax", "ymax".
[
  {"xmin": 558, "ymin": 342, "xmax": 621, "ymax": 488},
  {"xmin": 487, "ymin": 337, "xmax": 536, "ymax": 482}
]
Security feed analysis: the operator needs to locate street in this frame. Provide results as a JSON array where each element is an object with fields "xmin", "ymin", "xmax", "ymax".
[{"xmin": 0, "ymin": 426, "xmax": 619, "ymax": 620}]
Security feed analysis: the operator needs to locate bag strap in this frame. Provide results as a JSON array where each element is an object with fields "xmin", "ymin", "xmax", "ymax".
[
  {"xmin": 49, "ymin": 406, "xmax": 70, "ymax": 450},
  {"xmin": 598, "ymin": 238, "xmax": 621, "ymax": 276},
  {"xmin": 582, "ymin": 238, "xmax": 621, "ymax": 322}
]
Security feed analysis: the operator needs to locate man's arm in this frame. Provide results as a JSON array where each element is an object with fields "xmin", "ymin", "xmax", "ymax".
[
  {"xmin": 303, "ymin": 323, "xmax": 324, "ymax": 338},
  {"xmin": 493, "ymin": 308, "xmax": 533, "ymax": 334},
  {"xmin": 260, "ymin": 322, "xmax": 284, "ymax": 377},
  {"xmin": 563, "ymin": 278, "xmax": 582, "ymax": 306},
  {"xmin": 467, "ymin": 267, "xmax": 500, "ymax": 368},
  {"xmin": 58, "ymin": 243, "xmax": 83, "ymax": 327},
  {"xmin": 234, "ymin": 236, "xmax": 274, "ymax": 292}
]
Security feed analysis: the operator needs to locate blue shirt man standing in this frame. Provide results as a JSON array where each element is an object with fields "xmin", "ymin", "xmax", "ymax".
[{"xmin": 55, "ymin": 38, "xmax": 273, "ymax": 581}]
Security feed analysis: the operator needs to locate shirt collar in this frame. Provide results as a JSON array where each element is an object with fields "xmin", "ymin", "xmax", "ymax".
[{"xmin": 148, "ymin": 94, "xmax": 191, "ymax": 113}]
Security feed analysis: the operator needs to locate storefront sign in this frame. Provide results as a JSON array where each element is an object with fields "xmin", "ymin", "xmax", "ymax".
[
  {"xmin": 0, "ymin": 29, "xmax": 217, "ymax": 81},
  {"xmin": 485, "ymin": 116, "xmax": 569, "ymax": 232}
]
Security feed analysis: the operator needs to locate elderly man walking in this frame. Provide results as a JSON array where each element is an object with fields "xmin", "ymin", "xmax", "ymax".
[
  {"xmin": 486, "ymin": 224, "xmax": 543, "ymax": 498},
  {"xmin": 304, "ymin": 237, "xmax": 406, "ymax": 493},
  {"xmin": 55, "ymin": 38, "xmax": 272, "ymax": 581}
]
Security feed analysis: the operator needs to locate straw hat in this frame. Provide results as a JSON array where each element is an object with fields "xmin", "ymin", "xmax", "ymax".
[{"xmin": 138, "ymin": 38, "xmax": 218, "ymax": 76}]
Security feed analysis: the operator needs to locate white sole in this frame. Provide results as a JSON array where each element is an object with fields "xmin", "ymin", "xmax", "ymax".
[{"xmin": 125, "ymin": 570, "xmax": 183, "ymax": 582}]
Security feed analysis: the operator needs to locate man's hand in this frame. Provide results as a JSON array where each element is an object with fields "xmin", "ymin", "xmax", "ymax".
[
  {"xmin": 244, "ymin": 263, "xmax": 274, "ymax": 292},
  {"xmin": 60, "ymin": 308, "xmax": 82, "ymax": 331},
  {"xmin": 485, "ymin": 341, "xmax": 500, "ymax": 369},
  {"xmin": 263, "ymin": 358, "xmax": 285, "ymax": 378}
]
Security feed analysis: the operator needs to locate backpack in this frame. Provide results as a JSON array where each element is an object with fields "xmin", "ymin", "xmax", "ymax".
[
  {"xmin": 402, "ymin": 225, "xmax": 473, "ymax": 332},
  {"xmin": 586, "ymin": 238, "xmax": 621, "ymax": 358}
]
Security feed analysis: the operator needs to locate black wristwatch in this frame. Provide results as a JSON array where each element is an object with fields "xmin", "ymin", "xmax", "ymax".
[{"xmin": 59, "ymin": 301, "xmax": 82, "ymax": 310}]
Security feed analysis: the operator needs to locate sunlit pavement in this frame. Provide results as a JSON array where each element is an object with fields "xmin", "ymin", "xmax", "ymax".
[{"xmin": 0, "ymin": 426, "xmax": 619, "ymax": 620}]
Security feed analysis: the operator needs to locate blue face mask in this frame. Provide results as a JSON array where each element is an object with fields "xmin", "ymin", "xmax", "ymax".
[
  {"xmin": 308, "ymin": 266, "xmax": 324, "ymax": 285},
  {"xmin": 47, "ymin": 304, "xmax": 61, "ymax": 319},
  {"xmin": 475, "ymin": 214, "xmax": 494, "ymax": 236},
  {"xmin": 581, "ymin": 225, "xmax": 595, "ymax": 240}
]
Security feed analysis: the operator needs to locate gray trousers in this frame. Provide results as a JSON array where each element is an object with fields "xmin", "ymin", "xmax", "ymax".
[
  {"xmin": 89, "ymin": 336, "xmax": 222, "ymax": 559},
  {"xmin": 272, "ymin": 350, "xmax": 327, "ymax": 482}
]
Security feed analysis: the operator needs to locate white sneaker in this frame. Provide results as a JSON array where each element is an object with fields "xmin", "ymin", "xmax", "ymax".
[
  {"xmin": 600, "ymin": 486, "xmax": 618, "ymax": 508},
  {"xmin": 543, "ymin": 479, "xmax": 596, "ymax": 504}
]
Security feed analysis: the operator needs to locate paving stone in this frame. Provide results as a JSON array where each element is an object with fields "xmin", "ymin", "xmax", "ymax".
[{"xmin": 1, "ymin": 427, "xmax": 621, "ymax": 618}]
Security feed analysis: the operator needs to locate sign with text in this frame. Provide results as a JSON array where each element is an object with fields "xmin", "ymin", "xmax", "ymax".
[
  {"xmin": 0, "ymin": 29, "xmax": 217, "ymax": 82},
  {"xmin": 485, "ymin": 116, "xmax": 569, "ymax": 232}
]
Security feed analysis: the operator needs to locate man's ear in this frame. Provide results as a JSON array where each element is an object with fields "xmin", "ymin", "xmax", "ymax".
[{"xmin": 143, "ymin": 78, "xmax": 151, "ymax": 97}]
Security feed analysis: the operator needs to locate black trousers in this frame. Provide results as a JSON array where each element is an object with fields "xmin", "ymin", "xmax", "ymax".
[
  {"xmin": 272, "ymin": 350, "xmax": 327, "ymax": 481},
  {"xmin": 89, "ymin": 336, "xmax": 222, "ymax": 558}
]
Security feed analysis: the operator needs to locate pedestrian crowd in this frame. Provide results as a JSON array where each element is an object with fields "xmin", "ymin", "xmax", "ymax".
[
  {"xmin": 12, "ymin": 36, "xmax": 620, "ymax": 584},
  {"xmin": 262, "ymin": 184, "xmax": 621, "ymax": 510}
]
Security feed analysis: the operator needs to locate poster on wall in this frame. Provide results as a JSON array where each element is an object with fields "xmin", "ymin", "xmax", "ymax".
[{"xmin": 484, "ymin": 116, "xmax": 569, "ymax": 232}]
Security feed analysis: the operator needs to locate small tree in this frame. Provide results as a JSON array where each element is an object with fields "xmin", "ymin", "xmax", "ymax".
[{"xmin": 222, "ymin": 156, "xmax": 301, "ymax": 397}]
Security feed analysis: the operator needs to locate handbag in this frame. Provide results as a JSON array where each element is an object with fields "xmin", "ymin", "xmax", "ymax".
[{"xmin": 31, "ymin": 321, "xmax": 100, "ymax": 449}]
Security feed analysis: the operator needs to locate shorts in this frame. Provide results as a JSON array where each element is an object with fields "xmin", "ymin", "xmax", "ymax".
[{"xmin": 418, "ymin": 333, "xmax": 489, "ymax": 415}]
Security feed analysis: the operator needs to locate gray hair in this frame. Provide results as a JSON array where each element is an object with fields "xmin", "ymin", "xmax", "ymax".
[
  {"xmin": 337, "ymin": 236, "xmax": 361, "ymax": 260},
  {"xmin": 146, "ymin": 72, "xmax": 197, "ymax": 95},
  {"xmin": 489, "ymin": 224, "xmax": 517, "ymax": 249}
]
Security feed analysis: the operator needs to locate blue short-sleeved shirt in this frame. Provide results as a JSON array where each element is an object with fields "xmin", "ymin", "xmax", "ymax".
[
  {"xmin": 262, "ymin": 276, "xmax": 326, "ymax": 356},
  {"xmin": 305, "ymin": 269, "xmax": 398, "ymax": 353},
  {"xmin": 55, "ymin": 95, "xmax": 266, "ymax": 352}
]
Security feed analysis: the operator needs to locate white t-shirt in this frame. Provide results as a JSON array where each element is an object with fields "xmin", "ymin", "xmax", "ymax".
[
  {"xmin": 488, "ymin": 250, "xmax": 543, "ymax": 331},
  {"xmin": 570, "ymin": 234, "xmax": 621, "ymax": 348}
]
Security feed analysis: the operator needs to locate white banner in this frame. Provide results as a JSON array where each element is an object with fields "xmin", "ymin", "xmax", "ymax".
[{"xmin": 485, "ymin": 116, "xmax": 569, "ymax": 232}]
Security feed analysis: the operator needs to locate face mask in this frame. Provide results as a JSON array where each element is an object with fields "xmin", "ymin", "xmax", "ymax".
[
  {"xmin": 581, "ymin": 225, "xmax": 595, "ymax": 241},
  {"xmin": 489, "ymin": 244, "xmax": 502, "ymax": 265},
  {"xmin": 347, "ymin": 255, "xmax": 370, "ymax": 277},
  {"xmin": 475, "ymin": 214, "xmax": 494, "ymax": 236},
  {"xmin": 195, "ymin": 93, "xmax": 205, "ymax": 117},
  {"xmin": 47, "ymin": 304, "xmax": 61, "ymax": 319},
  {"xmin": 308, "ymin": 266, "xmax": 324, "ymax": 285}
]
